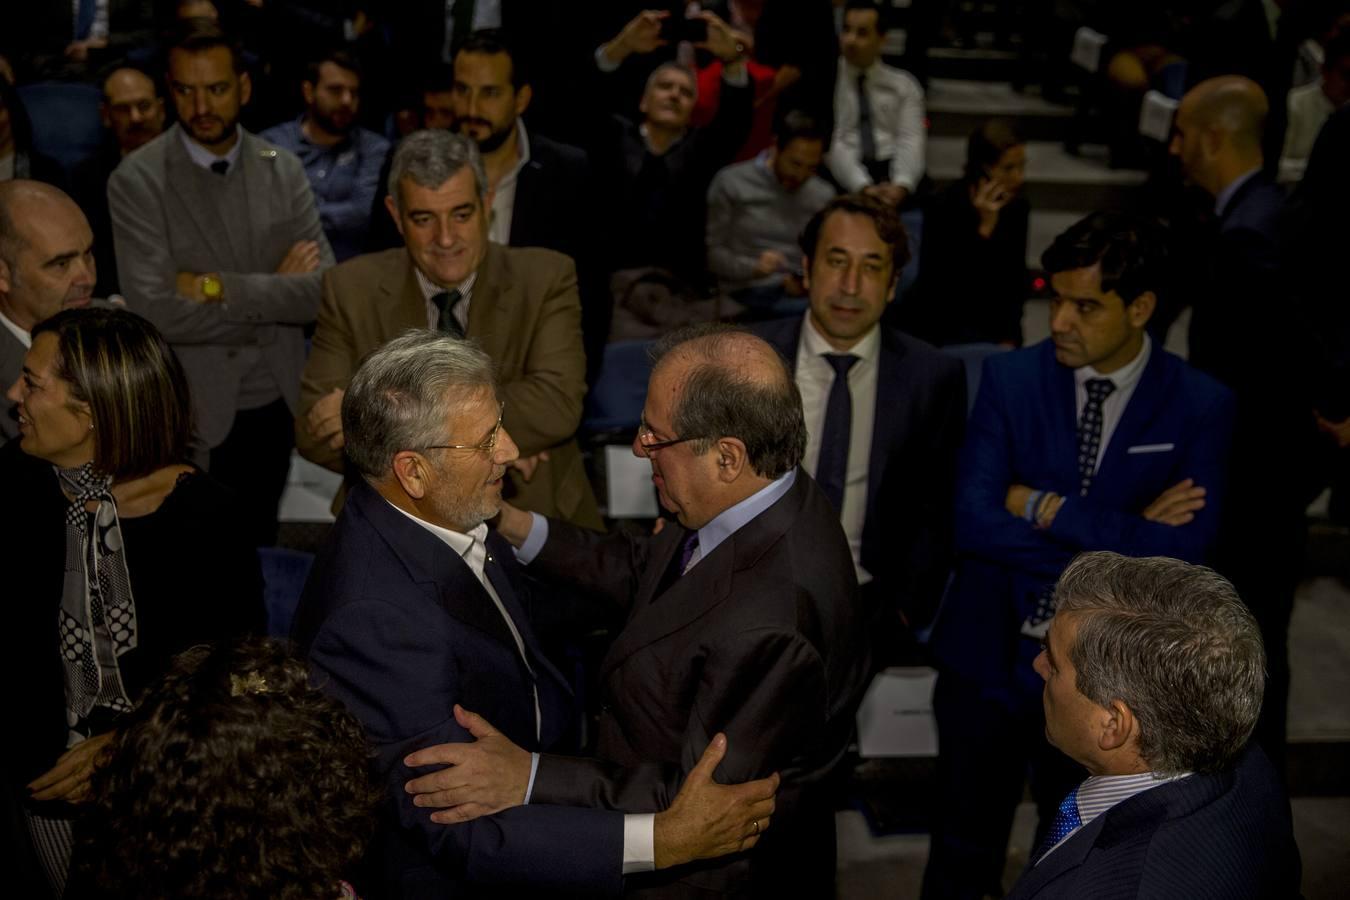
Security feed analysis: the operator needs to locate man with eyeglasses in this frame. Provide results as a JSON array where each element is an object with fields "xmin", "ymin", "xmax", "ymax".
[
  {"xmin": 296, "ymin": 128, "xmax": 600, "ymax": 527},
  {"xmin": 403, "ymin": 325, "xmax": 871, "ymax": 897},
  {"xmin": 294, "ymin": 330, "xmax": 778, "ymax": 897}
]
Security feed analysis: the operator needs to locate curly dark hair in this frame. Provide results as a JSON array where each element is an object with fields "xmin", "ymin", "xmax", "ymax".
[{"xmin": 74, "ymin": 638, "xmax": 379, "ymax": 900}]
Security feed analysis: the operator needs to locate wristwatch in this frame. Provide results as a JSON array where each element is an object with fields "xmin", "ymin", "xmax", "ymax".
[{"xmin": 200, "ymin": 274, "xmax": 223, "ymax": 302}]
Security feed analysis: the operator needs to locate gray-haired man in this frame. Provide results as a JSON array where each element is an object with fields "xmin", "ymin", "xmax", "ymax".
[
  {"xmin": 1005, "ymin": 551, "xmax": 1300, "ymax": 899},
  {"xmin": 293, "ymin": 330, "xmax": 776, "ymax": 897},
  {"xmin": 296, "ymin": 129, "xmax": 600, "ymax": 527}
]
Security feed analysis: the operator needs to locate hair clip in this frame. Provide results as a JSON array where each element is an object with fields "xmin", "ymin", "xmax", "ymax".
[{"xmin": 230, "ymin": 671, "xmax": 270, "ymax": 697}]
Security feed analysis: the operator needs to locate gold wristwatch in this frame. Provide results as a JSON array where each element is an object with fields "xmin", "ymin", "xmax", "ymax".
[{"xmin": 200, "ymin": 274, "xmax": 223, "ymax": 302}]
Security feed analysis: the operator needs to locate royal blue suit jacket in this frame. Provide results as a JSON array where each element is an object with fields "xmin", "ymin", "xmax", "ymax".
[
  {"xmin": 1005, "ymin": 747, "xmax": 1301, "ymax": 899},
  {"xmin": 929, "ymin": 340, "xmax": 1236, "ymax": 691},
  {"xmin": 754, "ymin": 318, "xmax": 967, "ymax": 627},
  {"xmin": 292, "ymin": 483, "xmax": 623, "ymax": 898}
]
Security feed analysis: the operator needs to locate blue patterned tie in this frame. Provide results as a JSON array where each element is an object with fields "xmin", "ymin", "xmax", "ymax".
[
  {"xmin": 1077, "ymin": 378, "xmax": 1116, "ymax": 496},
  {"xmin": 1032, "ymin": 785, "xmax": 1083, "ymax": 865}
]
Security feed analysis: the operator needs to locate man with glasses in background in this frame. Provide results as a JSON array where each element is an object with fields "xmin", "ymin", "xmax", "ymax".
[{"xmin": 296, "ymin": 128, "xmax": 599, "ymax": 526}]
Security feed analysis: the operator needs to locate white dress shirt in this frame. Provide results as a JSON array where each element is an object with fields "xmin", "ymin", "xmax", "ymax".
[
  {"xmin": 1073, "ymin": 334, "xmax": 1151, "ymax": 474},
  {"xmin": 414, "ymin": 265, "xmax": 477, "ymax": 332},
  {"xmin": 1038, "ymin": 770, "xmax": 1191, "ymax": 864},
  {"xmin": 178, "ymin": 126, "xmax": 243, "ymax": 171},
  {"xmin": 0, "ymin": 307, "xmax": 31, "ymax": 349},
  {"xmin": 797, "ymin": 314, "xmax": 880, "ymax": 584},
  {"xmin": 488, "ymin": 121, "xmax": 531, "ymax": 245},
  {"xmin": 827, "ymin": 58, "xmax": 926, "ymax": 192}
]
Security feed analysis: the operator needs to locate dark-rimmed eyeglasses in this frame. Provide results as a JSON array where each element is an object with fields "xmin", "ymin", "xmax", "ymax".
[
  {"xmin": 422, "ymin": 402, "xmax": 505, "ymax": 456},
  {"xmin": 636, "ymin": 416, "xmax": 700, "ymax": 458}
]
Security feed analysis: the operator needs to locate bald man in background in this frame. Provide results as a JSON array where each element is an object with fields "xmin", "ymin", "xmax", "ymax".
[
  {"xmin": 1170, "ymin": 75, "xmax": 1319, "ymax": 770},
  {"xmin": 0, "ymin": 181, "xmax": 97, "ymax": 443}
]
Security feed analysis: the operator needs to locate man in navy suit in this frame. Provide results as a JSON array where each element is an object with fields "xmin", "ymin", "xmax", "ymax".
[
  {"xmin": 292, "ymin": 330, "xmax": 776, "ymax": 898},
  {"xmin": 922, "ymin": 212, "xmax": 1237, "ymax": 900},
  {"xmin": 1172, "ymin": 76, "xmax": 1322, "ymax": 768},
  {"xmin": 754, "ymin": 193, "xmax": 967, "ymax": 652},
  {"xmin": 1005, "ymin": 551, "xmax": 1301, "ymax": 899}
]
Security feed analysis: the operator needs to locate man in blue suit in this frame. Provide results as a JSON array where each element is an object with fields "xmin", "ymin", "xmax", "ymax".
[
  {"xmin": 292, "ymin": 330, "xmax": 776, "ymax": 898},
  {"xmin": 922, "ymin": 212, "xmax": 1237, "ymax": 900},
  {"xmin": 1006, "ymin": 552, "xmax": 1301, "ymax": 899},
  {"xmin": 753, "ymin": 193, "xmax": 967, "ymax": 653}
]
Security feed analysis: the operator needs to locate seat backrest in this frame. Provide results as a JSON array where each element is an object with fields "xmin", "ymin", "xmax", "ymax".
[
  {"xmin": 583, "ymin": 339, "xmax": 654, "ymax": 433},
  {"xmin": 17, "ymin": 81, "xmax": 105, "ymax": 174}
]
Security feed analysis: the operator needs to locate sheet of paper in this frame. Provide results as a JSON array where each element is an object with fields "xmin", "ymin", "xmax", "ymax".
[
  {"xmin": 604, "ymin": 445, "xmax": 660, "ymax": 519},
  {"xmin": 856, "ymin": 666, "xmax": 939, "ymax": 758}
]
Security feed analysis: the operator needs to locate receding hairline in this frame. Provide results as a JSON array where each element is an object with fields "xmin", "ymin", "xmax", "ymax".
[
  {"xmin": 0, "ymin": 181, "xmax": 87, "ymax": 258},
  {"xmin": 103, "ymin": 66, "xmax": 158, "ymax": 98},
  {"xmin": 1182, "ymin": 76, "xmax": 1267, "ymax": 137},
  {"xmin": 656, "ymin": 331, "xmax": 790, "ymax": 391}
]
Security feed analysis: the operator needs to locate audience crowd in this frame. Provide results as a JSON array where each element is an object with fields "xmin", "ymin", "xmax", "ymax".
[{"xmin": 2, "ymin": 1, "xmax": 1346, "ymax": 898}]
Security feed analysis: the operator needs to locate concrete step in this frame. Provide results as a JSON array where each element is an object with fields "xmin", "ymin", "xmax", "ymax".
[
  {"xmin": 927, "ymin": 137, "xmax": 1146, "ymax": 211},
  {"xmin": 926, "ymin": 78, "xmax": 1076, "ymax": 141}
]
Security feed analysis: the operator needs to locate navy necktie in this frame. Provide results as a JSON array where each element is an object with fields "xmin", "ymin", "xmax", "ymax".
[
  {"xmin": 1077, "ymin": 378, "xmax": 1116, "ymax": 496},
  {"xmin": 816, "ymin": 353, "xmax": 859, "ymax": 512},
  {"xmin": 431, "ymin": 289, "xmax": 465, "ymax": 338},
  {"xmin": 856, "ymin": 72, "xmax": 877, "ymax": 165},
  {"xmin": 1031, "ymin": 785, "xmax": 1083, "ymax": 865}
]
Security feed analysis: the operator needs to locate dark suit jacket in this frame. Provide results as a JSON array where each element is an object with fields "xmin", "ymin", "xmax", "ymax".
[
  {"xmin": 753, "ymin": 318, "xmax": 967, "ymax": 628},
  {"xmin": 296, "ymin": 243, "xmax": 601, "ymax": 527},
  {"xmin": 292, "ymin": 482, "xmax": 623, "ymax": 898},
  {"xmin": 1005, "ymin": 747, "xmax": 1301, "ymax": 899},
  {"xmin": 528, "ymin": 470, "xmax": 869, "ymax": 897},
  {"xmin": 0, "ymin": 327, "xmax": 25, "ymax": 445},
  {"xmin": 930, "ymin": 341, "xmax": 1236, "ymax": 692}
]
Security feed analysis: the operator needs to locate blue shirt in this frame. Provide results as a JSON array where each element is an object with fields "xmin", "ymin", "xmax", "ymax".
[{"xmin": 260, "ymin": 117, "xmax": 389, "ymax": 261}]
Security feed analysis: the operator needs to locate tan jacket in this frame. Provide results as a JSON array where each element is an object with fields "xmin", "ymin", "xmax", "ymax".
[{"xmin": 296, "ymin": 244, "xmax": 601, "ymax": 528}]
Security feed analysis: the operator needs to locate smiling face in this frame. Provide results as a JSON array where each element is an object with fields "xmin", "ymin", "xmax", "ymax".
[
  {"xmin": 6, "ymin": 332, "xmax": 95, "ymax": 468},
  {"xmin": 803, "ymin": 210, "xmax": 896, "ymax": 351},
  {"xmin": 418, "ymin": 386, "xmax": 518, "ymax": 532},
  {"xmin": 1048, "ymin": 264, "xmax": 1152, "ymax": 373},
  {"xmin": 639, "ymin": 66, "xmax": 696, "ymax": 132},
  {"xmin": 452, "ymin": 51, "xmax": 529, "ymax": 154},
  {"xmin": 168, "ymin": 46, "xmax": 250, "ymax": 153},
  {"xmin": 387, "ymin": 166, "xmax": 489, "ymax": 289},
  {"xmin": 0, "ymin": 191, "xmax": 96, "ymax": 332}
]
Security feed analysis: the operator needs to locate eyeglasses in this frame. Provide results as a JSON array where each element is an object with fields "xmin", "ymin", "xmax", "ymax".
[
  {"xmin": 636, "ymin": 416, "xmax": 700, "ymax": 458},
  {"xmin": 423, "ymin": 402, "xmax": 505, "ymax": 456}
]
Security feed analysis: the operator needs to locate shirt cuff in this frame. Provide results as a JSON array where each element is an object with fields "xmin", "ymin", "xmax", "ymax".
[
  {"xmin": 595, "ymin": 44, "xmax": 622, "ymax": 73},
  {"xmin": 514, "ymin": 512, "xmax": 549, "ymax": 565},
  {"xmin": 524, "ymin": 752, "xmax": 540, "ymax": 803},
  {"xmin": 622, "ymin": 813, "xmax": 656, "ymax": 874}
]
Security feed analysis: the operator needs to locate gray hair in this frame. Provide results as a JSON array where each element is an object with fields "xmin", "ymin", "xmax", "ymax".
[
  {"xmin": 386, "ymin": 130, "xmax": 487, "ymax": 210},
  {"xmin": 644, "ymin": 61, "xmax": 698, "ymax": 100},
  {"xmin": 342, "ymin": 329, "xmax": 496, "ymax": 480},
  {"xmin": 650, "ymin": 324, "xmax": 806, "ymax": 479},
  {"xmin": 1054, "ymin": 552, "xmax": 1266, "ymax": 775}
]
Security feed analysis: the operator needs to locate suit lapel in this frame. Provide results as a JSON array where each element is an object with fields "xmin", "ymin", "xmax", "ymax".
[
  {"xmin": 466, "ymin": 242, "xmax": 511, "ymax": 354},
  {"xmin": 165, "ymin": 128, "xmax": 235, "ymax": 265},
  {"xmin": 378, "ymin": 252, "xmax": 432, "ymax": 339},
  {"xmin": 233, "ymin": 132, "xmax": 269, "ymax": 271},
  {"xmin": 481, "ymin": 534, "xmax": 572, "ymax": 697},
  {"xmin": 1042, "ymin": 343, "xmax": 1081, "ymax": 486},
  {"xmin": 866, "ymin": 330, "xmax": 906, "ymax": 515},
  {"xmin": 1005, "ymin": 816, "xmax": 1108, "ymax": 900},
  {"xmin": 1092, "ymin": 346, "xmax": 1174, "ymax": 481}
]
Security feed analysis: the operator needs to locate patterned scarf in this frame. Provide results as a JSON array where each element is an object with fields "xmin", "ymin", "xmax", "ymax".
[{"xmin": 56, "ymin": 464, "xmax": 137, "ymax": 720}]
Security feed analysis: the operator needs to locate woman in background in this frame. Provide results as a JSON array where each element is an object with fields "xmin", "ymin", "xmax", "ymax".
[{"xmin": 899, "ymin": 117, "xmax": 1030, "ymax": 348}]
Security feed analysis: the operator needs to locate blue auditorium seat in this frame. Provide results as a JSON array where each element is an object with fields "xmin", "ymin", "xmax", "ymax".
[
  {"xmin": 258, "ymin": 547, "xmax": 316, "ymax": 638},
  {"xmin": 17, "ymin": 81, "xmax": 104, "ymax": 175},
  {"xmin": 941, "ymin": 342, "xmax": 1012, "ymax": 415},
  {"xmin": 583, "ymin": 339, "xmax": 654, "ymax": 434}
]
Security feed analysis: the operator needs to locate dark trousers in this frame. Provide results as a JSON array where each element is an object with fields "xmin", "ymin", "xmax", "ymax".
[
  {"xmin": 208, "ymin": 398, "xmax": 294, "ymax": 548},
  {"xmin": 922, "ymin": 665, "xmax": 1084, "ymax": 900}
]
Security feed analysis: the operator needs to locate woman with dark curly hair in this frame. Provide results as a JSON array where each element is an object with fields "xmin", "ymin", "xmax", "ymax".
[
  {"xmin": 1, "ymin": 306, "xmax": 263, "ymax": 897},
  {"xmin": 71, "ymin": 637, "xmax": 380, "ymax": 900}
]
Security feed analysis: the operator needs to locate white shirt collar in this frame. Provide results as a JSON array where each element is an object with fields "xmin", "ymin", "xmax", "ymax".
[
  {"xmin": 414, "ymin": 263, "xmax": 477, "ymax": 301},
  {"xmin": 0, "ymin": 307, "xmax": 31, "ymax": 349},
  {"xmin": 497, "ymin": 119, "xmax": 531, "ymax": 189},
  {"xmin": 385, "ymin": 499, "xmax": 487, "ymax": 564},
  {"xmin": 1073, "ymin": 333, "xmax": 1151, "ymax": 392},
  {"xmin": 801, "ymin": 311, "xmax": 882, "ymax": 365},
  {"xmin": 178, "ymin": 123, "xmax": 244, "ymax": 172}
]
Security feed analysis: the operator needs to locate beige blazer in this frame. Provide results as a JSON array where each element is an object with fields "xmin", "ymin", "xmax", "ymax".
[{"xmin": 297, "ymin": 243, "xmax": 600, "ymax": 528}]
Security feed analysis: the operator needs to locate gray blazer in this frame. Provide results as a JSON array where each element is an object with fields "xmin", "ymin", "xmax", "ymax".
[{"xmin": 108, "ymin": 124, "xmax": 333, "ymax": 447}]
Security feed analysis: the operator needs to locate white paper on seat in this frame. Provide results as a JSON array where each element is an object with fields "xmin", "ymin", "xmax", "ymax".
[
  {"xmin": 856, "ymin": 666, "xmax": 939, "ymax": 758},
  {"xmin": 1071, "ymin": 27, "xmax": 1108, "ymax": 73},
  {"xmin": 604, "ymin": 445, "xmax": 660, "ymax": 519},
  {"xmin": 1139, "ymin": 90, "xmax": 1180, "ymax": 142}
]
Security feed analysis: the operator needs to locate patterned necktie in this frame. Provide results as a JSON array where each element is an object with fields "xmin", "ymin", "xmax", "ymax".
[
  {"xmin": 856, "ymin": 72, "xmax": 878, "ymax": 165},
  {"xmin": 816, "ymin": 353, "xmax": 860, "ymax": 512},
  {"xmin": 1032, "ymin": 786, "xmax": 1083, "ymax": 865},
  {"xmin": 1077, "ymin": 378, "xmax": 1116, "ymax": 496},
  {"xmin": 431, "ymin": 289, "xmax": 465, "ymax": 338}
]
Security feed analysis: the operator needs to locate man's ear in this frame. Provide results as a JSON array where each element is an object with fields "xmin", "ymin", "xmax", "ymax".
[
  {"xmin": 713, "ymin": 436, "xmax": 748, "ymax": 483},
  {"xmin": 1098, "ymin": 699, "xmax": 1138, "ymax": 754},
  {"xmin": 800, "ymin": 254, "xmax": 812, "ymax": 291},
  {"xmin": 515, "ymin": 83, "xmax": 533, "ymax": 117},
  {"xmin": 1127, "ymin": 290, "xmax": 1157, "ymax": 329},
  {"xmin": 238, "ymin": 71, "xmax": 253, "ymax": 107},
  {"xmin": 0, "ymin": 258, "xmax": 11, "ymax": 295},
  {"xmin": 301, "ymin": 80, "xmax": 316, "ymax": 108},
  {"xmin": 391, "ymin": 451, "xmax": 429, "ymax": 500},
  {"xmin": 384, "ymin": 194, "xmax": 405, "ymax": 235}
]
